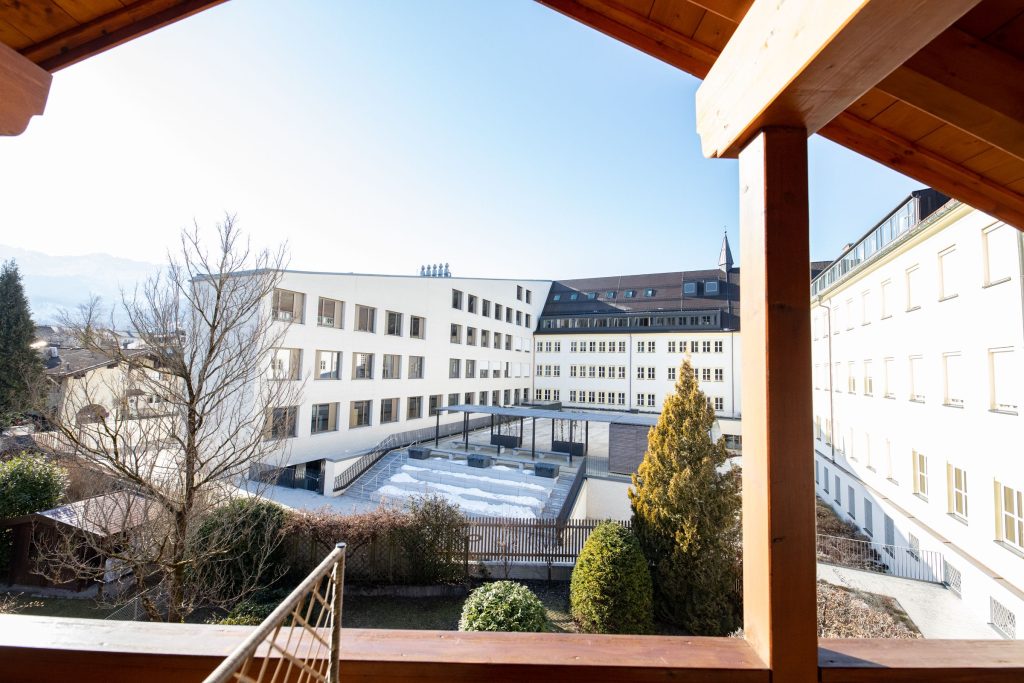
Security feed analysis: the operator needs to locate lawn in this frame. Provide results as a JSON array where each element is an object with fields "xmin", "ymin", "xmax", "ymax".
[{"xmin": 2, "ymin": 593, "xmax": 117, "ymax": 619}]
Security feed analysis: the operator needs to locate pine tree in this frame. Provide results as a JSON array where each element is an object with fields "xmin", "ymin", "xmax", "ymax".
[
  {"xmin": 0, "ymin": 260, "xmax": 42, "ymax": 426},
  {"xmin": 629, "ymin": 358, "xmax": 742, "ymax": 635}
]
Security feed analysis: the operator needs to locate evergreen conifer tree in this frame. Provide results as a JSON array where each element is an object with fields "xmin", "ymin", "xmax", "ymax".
[
  {"xmin": 0, "ymin": 260, "xmax": 42, "ymax": 426},
  {"xmin": 629, "ymin": 358, "xmax": 742, "ymax": 634}
]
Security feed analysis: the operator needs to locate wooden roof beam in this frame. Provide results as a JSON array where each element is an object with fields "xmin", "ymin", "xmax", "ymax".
[
  {"xmin": 877, "ymin": 27, "xmax": 1024, "ymax": 162},
  {"xmin": 0, "ymin": 40, "xmax": 50, "ymax": 136},
  {"xmin": 695, "ymin": 0, "xmax": 981, "ymax": 159}
]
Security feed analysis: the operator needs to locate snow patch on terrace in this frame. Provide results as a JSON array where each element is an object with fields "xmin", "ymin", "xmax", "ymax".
[{"xmin": 376, "ymin": 485, "xmax": 538, "ymax": 519}]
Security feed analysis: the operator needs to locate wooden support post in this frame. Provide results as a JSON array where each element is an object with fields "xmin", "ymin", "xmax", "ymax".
[
  {"xmin": 0, "ymin": 42, "xmax": 51, "ymax": 136},
  {"xmin": 739, "ymin": 128, "xmax": 816, "ymax": 682}
]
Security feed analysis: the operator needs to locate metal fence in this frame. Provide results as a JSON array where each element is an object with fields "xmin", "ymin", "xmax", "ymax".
[
  {"xmin": 466, "ymin": 517, "xmax": 630, "ymax": 563},
  {"xmin": 204, "ymin": 544, "xmax": 346, "ymax": 683},
  {"xmin": 249, "ymin": 463, "xmax": 325, "ymax": 494},
  {"xmin": 816, "ymin": 533, "xmax": 944, "ymax": 583}
]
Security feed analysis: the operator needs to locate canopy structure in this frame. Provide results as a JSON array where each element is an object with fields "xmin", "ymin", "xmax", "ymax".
[{"xmin": 435, "ymin": 404, "xmax": 657, "ymax": 461}]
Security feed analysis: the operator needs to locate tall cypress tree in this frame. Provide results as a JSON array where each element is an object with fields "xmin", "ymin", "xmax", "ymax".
[
  {"xmin": 0, "ymin": 260, "xmax": 43, "ymax": 425},
  {"xmin": 629, "ymin": 358, "xmax": 742, "ymax": 635}
]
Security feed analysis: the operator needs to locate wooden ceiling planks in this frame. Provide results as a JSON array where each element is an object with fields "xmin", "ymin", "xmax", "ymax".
[{"xmin": 536, "ymin": 0, "xmax": 1024, "ymax": 230}]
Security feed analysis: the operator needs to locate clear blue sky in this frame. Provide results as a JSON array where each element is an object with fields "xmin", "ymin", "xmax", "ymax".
[{"xmin": 0, "ymin": 0, "xmax": 921, "ymax": 280}]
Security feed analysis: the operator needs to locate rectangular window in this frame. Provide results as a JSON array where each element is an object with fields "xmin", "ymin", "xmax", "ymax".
[
  {"xmin": 482, "ymin": 300, "xmax": 491, "ymax": 317},
  {"xmin": 464, "ymin": 392, "xmax": 474, "ymax": 405},
  {"xmin": 998, "ymin": 483, "xmax": 1024, "ymax": 551},
  {"xmin": 516, "ymin": 285, "xmax": 523, "ymax": 300},
  {"xmin": 913, "ymin": 450, "xmax": 928, "ymax": 498},
  {"xmin": 943, "ymin": 353, "xmax": 963, "ymax": 406},
  {"xmin": 352, "ymin": 353, "xmax": 374, "ymax": 379},
  {"xmin": 385, "ymin": 310, "xmax": 403, "ymax": 336},
  {"xmin": 702, "ymin": 341, "xmax": 711, "ymax": 353},
  {"xmin": 428, "ymin": 394, "xmax": 442, "ymax": 416},
  {"xmin": 668, "ymin": 341, "xmax": 676, "ymax": 353},
  {"xmin": 569, "ymin": 390, "xmax": 577, "ymax": 402},
  {"xmin": 847, "ymin": 487, "xmax": 856, "ymax": 518},
  {"xmin": 452, "ymin": 289, "xmax": 463, "ymax": 309},
  {"xmin": 637, "ymin": 340, "xmax": 645, "ymax": 353},
  {"xmin": 554, "ymin": 341, "xmax": 561, "ymax": 352},
  {"xmin": 647, "ymin": 341, "xmax": 656, "ymax": 353},
  {"xmin": 506, "ymin": 308, "xmax": 513, "ymax": 323},
  {"xmin": 494, "ymin": 303, "xmax": 502, "ymax": 320},
  {"xmin": 450, "ymin": 323, "xmax": 462, "ymax": 344},
  {"xmin": 636, "ymin": 366, "xmax": 645, "ymax": 380},
  {"xmin": 883, "ymin": 357, "xmax": 895, "ymax": 398},
  {"xmin": 848, "ymin": 361, "xmax": 856, "ymax": 393},
  {"xmin": 407, "ymin": 396, "xmax": 423, "ymax": 420},
  {"xmin": 990, "ymin": 348, "xmax": 1019, "ymax": 413},
  {"xmin": 647, "ymin": 394, "xmax": 656, "ymax": 407},
  {"xmin": 647, "ymin": 367, "xmax": 656, "ymax": 380},
  {"xmin": 668, "ymin": 367, "xmax": 677, "ymax": 381},
  {"xmin": 884, "ymin": 515, "xmax": 895, "ymax": 554},
  {"xmin": 466, "ymin": 359, "xmax": 476, "ymax": 378},
  {"xmin": 860, "ymin": 290, "xmax": 871, "ymax": 325},
  {"xmin": 467, "ymin": 295, "xmax": 477, "ymax": 314},
  {"xmin": 938, "ymin": 246, "xmax": 959, "ymax": 299},
  {"xmin": 588, "ymin": 365, "xmax": 596, "ymax": 378},
  {"xmin": 983, "ymin": 224, "xmax": 1015, "ymax": 286},
  {"xmin": 845, "ymin": 299, "xmax": 854, "ymax": 330},
  {"xmin": 516, "ymin": 310, "xmax": 522, "ymax": 325},
  {"xmin": 410, "ymin": 315, "xmax": 426, "ymax": 339},
  {"xmin": 714, "ymin": 397, "xmax": 724, "ymax": 411},
  {"xmin": 863, "ymin": 500, "xmax": 873, "ymax": 536},
  {"xmin": 466, "ymin": 327, "xmax": 476, "ymax": 345},
  {"xmin": 823, "ymin": 466, "xmax": 830, "ymax": 493},
  {"xmin": 880, "ymin": 279, "xmax": 893, "ymax": 318},
  {"xmin": 380, "ymin": 398, "xmax": 399, "ymax": 424},
  {"xmin": 909, "ymin": 355, "xmax": 924, "ymax": 402},
  {"xmin": 449, "ymin": 358, "xmax": 461, "ymax": 378},
  {"xmin": 315, "ymin": 350, "xmax": 340, "ymax": 380},
  {"xmin": 448, "ymin": 393, "xmax": 460, "ymax": 407},
  {"xmin": 905, "ymin": 265, "xmax": 921, "ymax": 311},
  {"xmin": 597, "ymin": 366, "xmax": 605, "ymax": 378},
  {"xmin": 948, "ymin": 465, "xmax": 968, "ymax": 520},
  {"xmin": 317, "ymin": 297, "xmax": 343, "ymax": 328},
  {"xmin": 349, "ymin": 400, "xmax": 371, "ymax": 428},
  {"xmin": 265, "ymin": 406, "xmax": 298, "ymax": 439},
  {"xmin": 310, "ymin": 402, "xmax": 338, "ymax": 434},
  {"xmin": 834, "ymin": 475, "xmax": 841, "ymax": 504},
  {"xmin": 382, "ymin": 354, "xmax": 401, "ymax": 379},
  {"xmin": 479, "ymin": 391, "xmax": 488, "ymax": 406},
  {"xmin": 526, "ymin": 290, "xmax": 532, "ymax": 304},
  {"xmin": 272, "ymin": 289, "xmax": 305, "ymax": 323},
  {"xmin": 701, "ymin": 368, "xmax": 711, "ymax": 381},
  {"xmin": 408, "ymin": 355, "xmax": 424, "ymax": 379},
  {"xmin": 355, "ymin": 305, "xmax": 376, "ymax": 332},
  {"xmin": 505, "ymin": 336, "xmax": 512, "ymax": 351},
  {"xmin": 480, "ymin": 330, "xmax": 489, "ymax": 347},
  {"xmin": 618, "ymin": 366, "xmax": 626, "ymax": 379},
  {"xmin": 714, "ymin": 340, "xmax": 723, "ymax": 353},
  {"xmin": 271, "ymin": 348, "xmax": 302, "ymax": 381},
  {"xmin": 715, "ymin": 368, "xmax": 724, "ymax": 382}
]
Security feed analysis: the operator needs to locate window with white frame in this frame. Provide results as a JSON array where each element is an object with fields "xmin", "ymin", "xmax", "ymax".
[
  {"xmin": 349, "ymin": 400, "xmax": 371, "ymax": 428},
  {"xmin": 714, "ymin": 368, "xmax": 724, "ymax": 382},
  {"xmin": 451, "ymin": 289, "xmax": 463, "ymax": 309},
  {"xmin": 448, "ymin": 358, "xmax": 461, "ymax": 379},
  {"xmin": 587, "ymin": 365, "xmax": 596, "ymax": 378},
  {"xmin": 863, "ymin": 499, "xmax": 873, "ymax": 536},
  {"xmin": 647, "ymin": 341, "xmax": 656, "ymax": 353},
  {"xmin": 668, "ymin": 367, "xmax": 677, "ymax": 381},
  {"xmin": 265, "ymin": 407, "xmax": 298, "ymax": 439},
  {"xmin": 997, "ymin": 483, "xmax": 1024, "ymax": 552},
  {"xmin": 860, "ymin": 290, "xmax": 871, "ymax": 325},
  {"xmin": 942, "ymin": 352, "xmax": 963, "ymax": 406},
  {"xmin": 883, "ymin": 357, "xmax": 895, "ymax": 398},
  {"xmin": 646, "ymin": 367, "xmax": 655, "ymax": 380},
  {"xmin": 450, "ymin": 323, "xmax": 462, "ymax": 344},
  {"xmin": 847, "ymin": 487, "xmax": 856, "ymax": 518},
  {"xmin": 847, "ymin": 361, "xmax": 856, "ymax": 393},
  {"xmin": 380, "ymin": 398, "xmax": 399, "ymax": 424},
  {"xmin": 636, "ymin": 340, "xmax": 644, "ymax": 353},
  {"xmin": 408, "ymin": 355, "xmax": 424, "ymax": 379},
  {"xmin": 714, "ymin": 397, "xmax": 724, "ymax": 411},
  {"xmin": 948, "ymin": 465, "xmax": 968, "ymax": 520},
  {"xmin": 636, "ymin": 366, "xmax": 645, "ymax": 380},
  {"xmin": 938, "ymin": 246, "xmax": 959, "ymax": 299},
  {"xmin": 407, "ymin": 396, "xmax": 423, "ymax": 419},
  {"xmin": 352, "ymin": 353, "xmax": 374, "ymax": 379},
  {"xmin": 466, "ymin": 327, "xmax": 476, "ymax": 345},
  {"xmin": 909, "ymin": 355, "xmax": 924, "ymax": 402},
  {"xmin": 668, "ymin": 341, "xmax": 676, "ymax": 353},
  {"xmin": 315, "ymin": 350, "xmax": 340, "ymax": 380},
  {"xmin": 905, "ymin": 265, "xmax": 921, "ymax": 311},
  {"xmin": 845, "ymin": 298, "xmax": 854, "ymax": 330},
  {"xmin": 466, "ymin": 359, "xmax": 476, "ymax": 378},
  {"xmin": 647, "ymin": 394, "xmax": 656, "ymax": 407},
  {"xmin": 989, "ymin": 348, "xmax": 1019, "ymax": 413},
  {"xmin": 983, "ymin": 223, "xmax": 1015, "ymax": 286},
  {"xmin": 714, "ymin": 340, "xmax": 723, "ymax": 352},
  {"xmin": 913, "ymin": 450, "xmax": 928, "ymax": 498},
  {"xmin": 880, "ymin": 279, "xmax": 893, "ymax": 318},
  {"xmin": 863, "ymin": 360, "xmax": 873, "ymax": 396},
  {"xmin": 690, "ymin": 341, "xmax": 699, "ymax": 353}
]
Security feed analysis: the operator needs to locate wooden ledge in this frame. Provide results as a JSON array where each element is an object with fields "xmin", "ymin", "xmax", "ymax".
[{"xmin": 820, "ymin": 639, "xmax": 1024, "ymax": 682}]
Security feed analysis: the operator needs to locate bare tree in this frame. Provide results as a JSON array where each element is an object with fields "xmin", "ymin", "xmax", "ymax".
[{"xmin": 36, "ymin": 215, "xmax": 299, "ymax": 621}]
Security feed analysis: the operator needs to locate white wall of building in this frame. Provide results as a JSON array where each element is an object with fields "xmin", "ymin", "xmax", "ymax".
[
  {"xmin": 265, "ymin": 272, "xmax": 551, "ymax": 469},
  {"xmin": 811, "ymin": 202, "xmax": 1024, "ymax": 636}
]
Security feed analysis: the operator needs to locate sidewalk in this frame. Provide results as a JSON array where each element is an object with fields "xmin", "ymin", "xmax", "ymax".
[{"xmin": 817, "ymin": 563, "xmax": 1000, "ymax": 639}]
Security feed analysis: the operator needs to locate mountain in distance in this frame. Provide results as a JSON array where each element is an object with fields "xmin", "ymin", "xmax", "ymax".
[{"xmin": 0, "ymin": 244, "xmax": 159, "ymax": 325}]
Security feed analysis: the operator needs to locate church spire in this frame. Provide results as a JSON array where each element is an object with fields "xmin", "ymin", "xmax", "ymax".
[{"xmin": 719, "ymin": 230, "xmax": 734, "ymax": 272}]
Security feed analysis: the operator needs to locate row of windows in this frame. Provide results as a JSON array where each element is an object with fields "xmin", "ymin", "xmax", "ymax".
[
  {"xmin": 272, "ymin": 290, "xmax": 428, "ymax": 337},
  {"xmin": 272, "ymin": 349, "xmax": 424, "ymax": 381},
  {"xmin": 540, "ymin": 312, "xmax": 719, "ymax": 331},
  {"xmin": 451, "ymin": 288, "xmax": 532, "ymax": 327},
  {"xmin": 551, "ymin": 281, "xmax": 722, "ymax": 302},
  {"xmin": 548, "ymin": 339, "xmax": 726, "ymax": 354},
  {"xmin": 268, "ymin": 390, "xmax": 533, "ymax": 437},
  {"xmin": 813, "ymin": 224, "xmax": 1017, "ymax": 337},
  {"xmin": 450, "ymin": 324, "xmax": 529, "ymax": 351},
  {"xmin": 564, "ymin": 389, "xmax": 726, "ymax": 412},
  {"xmin": 815, "ymin": 455, "xmax": 1024, "ymax": 557},
  {"xmin": 814, "ymin": 348, "xmax": 1018, "ymax": 413}
]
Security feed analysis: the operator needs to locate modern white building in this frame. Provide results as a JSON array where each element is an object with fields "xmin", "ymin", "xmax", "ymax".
[
  {"xmin": 262, "ymin": 271, "xmax": 550, "ymax": 490},
  {"xmin": 811, "ymin": 189, "xmax": 1024, "ymax": 638},
  {"xmin": 533, "ymin": 236, "xmax": 743, "ymax": 453}
]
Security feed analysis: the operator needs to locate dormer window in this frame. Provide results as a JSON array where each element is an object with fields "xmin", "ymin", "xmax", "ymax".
[
  {"xmin": 683, "ymin": 282, "xmax": 698, "ymax": 295},
  {"xmin": 605, "ymin": 291, "xmax": 615, "ymax": 298},
  {"xmin": 624, "ymin": 290, "xmax": 636, "ymax": 298},
  {"xmin": 552, "ymin": 294, "xmax": 561, "ymax": 301},
  {"xmin": 587, "ymin": 292, "xmax": 597, "ymax": 300},
  {"xmin": 705, "ymin": 281, "xmax": 720, "ymax": 295},
  {"xmin": 569, "ymin": 293, "xmax": 579, "ymax": 300},
  {"xmin": 644, "ymin": 288, "xmax": 655, "ymax": 297}
]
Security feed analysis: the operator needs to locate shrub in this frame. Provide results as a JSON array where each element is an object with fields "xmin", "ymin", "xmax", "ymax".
[
  {"xmin": 458, "ymin": 581, "xmax": 548, "ymax": 632},
  {"xmin": 0, "ymin": 453, "xmax": 67, "ymax": 572},
  {"xmin": 403, "ymin": 495, "xmax": 467, "ymax": 584},
  {"xmin": 215, "ymin": 598, "xmax": 277, "ymax": 626},
  {"xmin": 570, "ymin": 521, "xmax": 653, "ymax": 634},
  {"xmin": 192, "ymin": 498, "xmax": 288, "ymax": 603}
]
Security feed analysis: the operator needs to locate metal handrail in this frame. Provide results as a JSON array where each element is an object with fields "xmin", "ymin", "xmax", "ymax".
[
  {"xmin": 556, "ymin": 458, "xmax": 587, "ymax": 529},
  {"xmin": 815, "ymin": 533, "xmax": 943, "ymax": 583},
  {"xmin": 204, "ymin": 543, "xmax": 346, "ymax": 683}
]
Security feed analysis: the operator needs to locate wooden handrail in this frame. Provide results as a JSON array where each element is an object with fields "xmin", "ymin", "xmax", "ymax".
[{"xmin": 1, "ymin": 616, "xmax": 1021, "ymax": 683}]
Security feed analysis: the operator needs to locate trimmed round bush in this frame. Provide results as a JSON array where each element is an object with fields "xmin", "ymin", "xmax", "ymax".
[
  {"xmin": 458, "ymin": 581, "xmax": 548, "ymax": 632},
  {"xmin": 570, "ymin": 521, "xmax": 654, "ymax": 634}
]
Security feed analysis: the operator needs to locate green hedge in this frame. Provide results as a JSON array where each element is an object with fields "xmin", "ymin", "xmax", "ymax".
[
  {"xmin": 570, "ymin": 521, "xmax": 653, "ymax": 634},
  {"xmin": 458, "ymin": 581, "xmax": 548, "ymax": 632}
]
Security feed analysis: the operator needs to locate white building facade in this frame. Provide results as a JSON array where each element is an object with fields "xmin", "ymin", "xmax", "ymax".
[
  {"xmin": 263, "ymin": 271, "xmax": 550, "ymax": 489},
  {"xmin": 811, "ymin": 190, "xmax": 1024, "ymax": 638}
]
